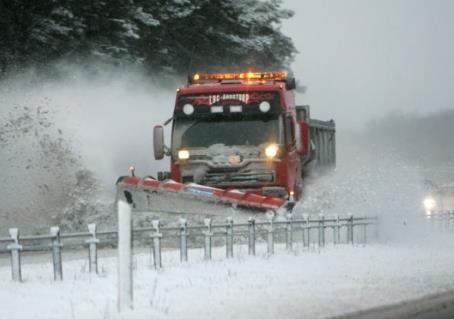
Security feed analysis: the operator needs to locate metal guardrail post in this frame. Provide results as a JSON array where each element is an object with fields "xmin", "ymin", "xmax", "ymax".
[
  {"xmin": 50, "ymin": 226, "xmax": 63, "ymax": 281},
  {"xmin": 203, "ymin": 218, "xmax": 212, "ymax": 260},
  {"xmin": 179, "ymin": 218, "xmax": 188, "ymax": 262},
  {"xmin": 362, "ymin": 222, "xmax": 368, "ymax": 244},
  {"xmin": 286, "ymin": 213, "xmax": 293, "ymax": 251},
  {"xmin": 248, "ymin": 217, "xmax": 256, "ymax": 256},
  {"xmin": 7, "ymin": 228, "xmax": 22, "ymax": 282},
  {"xmin": 117, "ymin": 200, "xmax": 133, "ymax": 312},
  {"xmin": 303, "ymin": 214, "xmax": 310, "ymax": 247},
  {"xmin": 318, "ymin": 214, "xmax": 325, "ymax": 247},
  {"xmin": 226, "ymin": 217, "xmax": 234, "ymax": 258},
  {"xmin": 348, "ymin": 214, "xmax": 354, "ymax": 244},
  {"xmin": 333, "ymin": 214, "xmax": 340, "ymax": 245},
  {"xmin": 151, "ymin": 220, "xmax": 162, "ymax": 269},
  {"xmin": 374, "ymin": 216, "xmax": 379, "ymax": 241},
  {"xmin": 267, "ymin": 213, "xmax": 274, "ymax": 255},
  {"xmin": 429, "ymin": 211, "xmax": 435, "ymax": 230},
  {"xmin": 86, "ymin": 224, "xmax": 99, "ymax": 274},
  {"xmin": 449, "ymin": 211, "xmax": 453, "ymax": 231}
]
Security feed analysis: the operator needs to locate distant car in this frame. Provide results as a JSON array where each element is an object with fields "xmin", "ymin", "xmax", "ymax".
[{"xmin": 423, "ymin": 180, "xmax": 454, "ymax": 214}]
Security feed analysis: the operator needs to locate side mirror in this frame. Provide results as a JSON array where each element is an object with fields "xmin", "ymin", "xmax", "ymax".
[
  {"xmin": 153, "ymin": 125, "xmax": 165, "ymax": 160},
  {"xmin": 285, "ymin": 77, "xmax": 296, "ymax": 90}
]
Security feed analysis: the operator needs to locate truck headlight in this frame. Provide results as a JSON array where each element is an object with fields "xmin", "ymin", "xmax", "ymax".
[
  {"xmin": 423, "ymin": 197, "xmax": 436, "ymax": 211},
  {"xmin": 265, "ymin": 144, "xmax": 279, "ymax": 159},
  {"xmin": 178, "ymin": 150, "xmax": 190, "ymax": 160}
]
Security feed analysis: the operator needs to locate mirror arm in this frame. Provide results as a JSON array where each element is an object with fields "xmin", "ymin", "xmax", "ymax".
[{"xmin": 163, "ymin": 116, "xmax": 173, "ymax": 126}]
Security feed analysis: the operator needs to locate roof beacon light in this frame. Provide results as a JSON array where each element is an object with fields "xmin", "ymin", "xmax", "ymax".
[{"xmin": 191, "ymin": 71, "xmax": 288, "ymax": 83}]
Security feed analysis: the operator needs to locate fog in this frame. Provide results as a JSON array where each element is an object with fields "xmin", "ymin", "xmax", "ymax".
[
  {"xmin": 1, "ymin": 1, "xmax": 454, "ymax": 238},
  {"xmin": 283, "ymin": 0, "xmax": 454, "ymax": 129}
]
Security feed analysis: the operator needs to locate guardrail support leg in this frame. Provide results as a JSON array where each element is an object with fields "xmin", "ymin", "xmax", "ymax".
[
  {"xmin": 151, "ymin": 220, "xmax": 162, "ymax": 269},
  {"xmin": 333, "ymin": 214, "xmax": 340, "ymax": 245},
  {"xmin": 50, "ymin": 226, "xmax": 63, "ymax": 281},
  {"xmin": 303, "ymin": 215, "xmax": 310, "ymax": 248},
  {"xmin": 267, "ymin": 213, "xmax": 274, "ymax": 256},
  {"xmin": 362, "ymin": 222, "xmax": 368, "ymax": 244},
  {"xmin": 318, "ymin": 214, "xmax": 325, "ymax": 248},
  {"xmin": 286, "ymin": 213, "xmax": 293, "ymax": 251},
  {"xmin": 86, "ymin": 224, "xmax": 99, "ymax": 274},
  {"xmin": 226, "ymin": 217, "xmax": 234, "ymax": 258},
  {"xmin": 203, "ymin": 218, "xmax": 212, "ymax": 260},
  {"xmin": 248, "ymin": 218, "xmax": 256, "ymax": 256},
  {"xmin": 348, "ymin": 214, "xmax": 354, "ymax": 245},
  {"xmin": 179, "ymin": 219, "xmax": 188, "ymax": 262},
  {"xmin": 7, "ymin": 228, "xmax": 22, "ymax": 282}
]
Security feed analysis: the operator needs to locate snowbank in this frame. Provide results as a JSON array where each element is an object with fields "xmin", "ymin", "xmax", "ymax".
[{"xmin": 1, "ymin": 242, "xmax": 454, "ymax": 319}]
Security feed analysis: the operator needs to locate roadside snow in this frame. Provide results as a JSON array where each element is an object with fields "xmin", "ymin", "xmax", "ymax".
[{"xmin": 1, "ymin": 242, "xmax": 454, "ymax": 319}]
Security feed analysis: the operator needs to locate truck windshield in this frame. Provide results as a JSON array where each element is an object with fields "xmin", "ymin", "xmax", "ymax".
[{"xmin": 173, "ymin": 114, "xmax": 283, "ymax": 150}]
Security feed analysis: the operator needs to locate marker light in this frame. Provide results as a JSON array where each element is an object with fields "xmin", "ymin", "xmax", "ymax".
[
  {"xmin": 211, "ymin": 106, "xmax": 223, "ymax": 113},
  {"xmin": 423, "ymin": 197, "xmax": 436, "ymax": 211},
  {"xmin": 265, "ymin": 144, "xmax": 279, "ymax": 159},
  {"xmin": 259, "ymin": 101, "xmax": 271, "ymax": 113},
  {"xmin": 183, "ymin": 103, "xmax": 194, "ymax": 115},
  {"xmin": 129, "ymin": 165, "xmax": 135, "ymax": 176},
  {"xmin": 178, "ymin": 150, "xmax": 190, "ymax": 160},
  {"xmin": 230, "ymin": 105, "xmax": 242, "ymax": 113}
]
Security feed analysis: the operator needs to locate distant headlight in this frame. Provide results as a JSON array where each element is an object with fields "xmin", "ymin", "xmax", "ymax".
[
  {"xmin": 265, "ymin": 144, "xmax": 279, "ymax": 159},
  {"xmin": 178, "ymin": 150, "xmax": 190, "ymax": 160},
  {"xmin": 423, "ymin": 197, "xmax": 436, "ymax": 211}
]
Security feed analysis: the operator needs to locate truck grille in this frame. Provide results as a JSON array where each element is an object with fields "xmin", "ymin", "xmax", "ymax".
[{"xmin": 202, "ymin": 170, "xmax": 274, "ymax": 186}]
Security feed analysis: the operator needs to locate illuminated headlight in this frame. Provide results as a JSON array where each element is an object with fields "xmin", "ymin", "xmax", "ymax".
[
  {"xmin": 183, "ymin": 103, "xmax": 194, "ymax": 115},
  {"xmin": 178, "ymin": 150, "xmax": 190, "ymax": 160},
  {"xmin": 259, "ymin": 101, "xmax": 271, "ymax": 113},
  {"xmin": 423, "ymin": 197, "xmax": 436, "ymax": 211},
  {"xmin": 265, "ymin": 144, "xmax": 279, "ymax": 158}
]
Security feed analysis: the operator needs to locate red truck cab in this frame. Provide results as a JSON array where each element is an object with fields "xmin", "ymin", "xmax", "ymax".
[{"xmin": 153, "ymin": 71, "xmax": 335, "ymax": 200}]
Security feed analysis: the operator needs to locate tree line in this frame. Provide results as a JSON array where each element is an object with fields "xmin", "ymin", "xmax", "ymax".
[{"xmin": 0, "ymin": 0, "xmax": 297, "ymax": 76}]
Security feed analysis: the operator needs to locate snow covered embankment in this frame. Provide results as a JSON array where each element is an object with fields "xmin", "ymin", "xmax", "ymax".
[{"xmin": 1, "ymin": 242, "xmax": 454, "ymax": 319}]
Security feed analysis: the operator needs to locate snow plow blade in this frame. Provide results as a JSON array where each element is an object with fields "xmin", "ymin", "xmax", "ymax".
[{"xmin": 116, "ymin": 176, "xmax": 293, "ymax": 220}]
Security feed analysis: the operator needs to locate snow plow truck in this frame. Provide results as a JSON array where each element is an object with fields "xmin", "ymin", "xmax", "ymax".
[{"xmin": 117, "ymin": 71, "xmax": 335, "ymax": 218}]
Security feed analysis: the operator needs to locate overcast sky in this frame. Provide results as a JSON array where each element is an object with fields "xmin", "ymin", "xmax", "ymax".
[{"xmin": 282, "ymin": 0, "xmax": 454, "ymax": 129}]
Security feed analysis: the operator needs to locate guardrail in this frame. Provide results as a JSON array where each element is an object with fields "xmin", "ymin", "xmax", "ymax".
[
  {"xmin": 426, "ymin": 210, "xmax": 454, "ymax": 231},
  {"xmin": 0, "ymin": 211, "xmax": 377, "ymax": 283}
]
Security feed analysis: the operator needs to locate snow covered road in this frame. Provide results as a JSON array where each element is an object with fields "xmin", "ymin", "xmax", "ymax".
[{"xmin": 1, "ymin": 243, "xmax": 454, "ymax": 319}]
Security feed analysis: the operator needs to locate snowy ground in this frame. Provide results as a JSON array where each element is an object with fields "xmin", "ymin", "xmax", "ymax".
[{"xmin": 1, "ymin": 241, "xmax": 454, "ymax": 319}]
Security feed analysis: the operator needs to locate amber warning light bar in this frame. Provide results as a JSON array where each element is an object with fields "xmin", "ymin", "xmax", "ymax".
[{"xmin": 190, "ymin": 71, "xmax": 289, "ymax": 82}]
